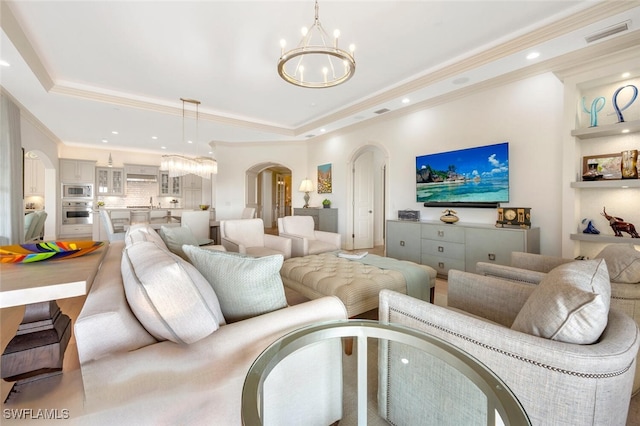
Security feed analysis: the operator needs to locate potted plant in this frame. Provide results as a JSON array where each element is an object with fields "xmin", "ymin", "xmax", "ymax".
[{"xmin": 322, "ymin": 199, "xmax": 331, "ymax": 209}]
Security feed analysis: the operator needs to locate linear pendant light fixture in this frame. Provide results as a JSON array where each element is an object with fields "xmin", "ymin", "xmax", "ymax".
[
  {"xmin": 161, "ymin": 98, "xmax": 217, "ymax": 179},
  {"xmin": 278, "ymin": 0, "xmax": 355, "ymax": 88}
]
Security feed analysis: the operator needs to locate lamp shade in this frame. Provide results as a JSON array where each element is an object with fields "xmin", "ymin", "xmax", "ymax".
[{"xmin": 299, "ymin": 179, "xmax": 314, "ymax": 192}]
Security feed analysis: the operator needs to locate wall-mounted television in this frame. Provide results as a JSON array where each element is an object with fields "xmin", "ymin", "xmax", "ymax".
[{"xmin": 416, "ymin": 142, "xmax": 509, "ymax": 208}]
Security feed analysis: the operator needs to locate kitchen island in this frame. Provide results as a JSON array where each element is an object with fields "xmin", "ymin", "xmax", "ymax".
[{"xmin": 92, "ymin": 208, "xmax": 197, "ymax": 241}]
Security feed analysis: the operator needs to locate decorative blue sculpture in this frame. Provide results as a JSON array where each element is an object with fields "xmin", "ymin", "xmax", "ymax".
[
  {"xmin": 612, "ymin": 85, "xmax": 638, "ymax": 123},
  {"xmin": 581, "ymin": 218, "xmax": 600, "ymax": 235},
  {"xmin": 581, "ymin": 96, "xmax": 606, "ymax": 127}
]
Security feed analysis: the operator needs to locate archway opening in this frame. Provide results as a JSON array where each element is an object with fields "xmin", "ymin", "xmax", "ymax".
[{"xmin": 245, "ymin": 162, "xmax": 292, "ymax": 231}]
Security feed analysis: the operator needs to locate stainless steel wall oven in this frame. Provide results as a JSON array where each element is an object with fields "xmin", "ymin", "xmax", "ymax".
[{"xmin": 62, "ymin": 201, "xmax": 93, "ymax": 225}]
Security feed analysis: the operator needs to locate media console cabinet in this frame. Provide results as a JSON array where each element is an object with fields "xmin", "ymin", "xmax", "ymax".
[{"xmin": 386, "ymin": 220, "xmax": 540, "ymax": 277}]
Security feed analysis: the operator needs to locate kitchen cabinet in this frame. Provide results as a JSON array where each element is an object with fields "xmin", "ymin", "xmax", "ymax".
[
  {"xmin": 124, "ymin": 164, "xmax": 159, "ymax": 176},
  {"xmin": 293, "ymin": 208, "xmax": 338, "ymax": 233},
  {"xmin": 159, "ymin": 171, "xmax": 181, "ymax": 196},
  {"xmin": 96, "ymin": 167, "xmax": 124, "ymax": 196},
  {"xmin": 182, "ymin": 174, "xmax": 202, "ymax": 209},
  {"xmin": 24, "ymin": 157, "xmax": 45, "ymax": 196},
  {"xmin": 60, "ymin": 159, "xmax": 96, "ymax": 183},
  {"xmin": 59, "ymin": 224, "xmax": 92, "ymax": 239},
  {"xmin": 386, "ymin": 220, "xmax": 540, "ymax": 277}
]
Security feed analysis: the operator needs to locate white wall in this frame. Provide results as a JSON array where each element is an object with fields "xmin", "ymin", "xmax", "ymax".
[
  {"xmin": 214, "ymin": 141, "xmax": 307, "ymax": 220},
  {"xmin": 292, "ymin": 73, "xmax": 564, "ymax": 255}
]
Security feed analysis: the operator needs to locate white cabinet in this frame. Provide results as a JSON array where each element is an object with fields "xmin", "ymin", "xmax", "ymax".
[
  {"xmin": 24, "ymin": 157, "xmax": 45, "ymax": 196},
  {"xmin": 96, "ymin": 167, "xmax": 124, "ymax": 196},
  {"xmin": 159, "ymin": 171, "xmax": 181, "ymax": 196},
  {"xmin": 124, "ymin": 164, "xmax": 159, "ymax": 176},
  {"xmin": 60, "ymin": 224, "xmax": 92, "ymax": 238},
  {"xmin": 182, "ymin": 174, "xmax": 202, "ymax": 209},
  {"xmin": 386, "ymin": 220, "xmax": 540, "ymax": 277},
  {"xmin": 60, "ymin": 159, "xmax": 96, "ymax": 183}
]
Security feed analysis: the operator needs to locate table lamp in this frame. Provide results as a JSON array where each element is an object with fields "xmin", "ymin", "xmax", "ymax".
[{"xmin": 298, "ymin": 179, "xmax": 314, "ymax": 208}]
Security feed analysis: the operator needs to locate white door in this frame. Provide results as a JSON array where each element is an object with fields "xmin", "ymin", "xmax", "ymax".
[
  {"xmin": 353, "ymin": 151, "xmax": 374, "ymax": 249},
  {"xmin": 275, "ymin": 174, "xmax": 286, "ymax": 219}
]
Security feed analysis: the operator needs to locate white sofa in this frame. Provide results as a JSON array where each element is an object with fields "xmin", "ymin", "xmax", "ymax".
[{"xmin": 73, "ymin": 225, "xmax": 347, "ymax": 424}]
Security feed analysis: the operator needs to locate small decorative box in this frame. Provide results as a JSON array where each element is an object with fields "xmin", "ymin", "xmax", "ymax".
[{"xmin": 398, "ymin": 210, "xmax": 420, "ymax": 221}]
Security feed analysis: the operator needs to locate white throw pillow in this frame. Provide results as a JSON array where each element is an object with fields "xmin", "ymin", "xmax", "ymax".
[
  {"xmin": 122, "ymin": 241, "xmax": 225, "ymax": 344},
  {"xmin": 511, "ymin": 259, "xmax": 611, "ymax": 344},
  {"xmin": 595, "ymin": 244, "xmax": 640, "ymax": 284},
  {"xmin": 183, "ymin": 246, "xmax": 288, "ymax": 323},
  {"xmin": 159, "ymin": 225, "xmax": 199, "ymax": 260}
]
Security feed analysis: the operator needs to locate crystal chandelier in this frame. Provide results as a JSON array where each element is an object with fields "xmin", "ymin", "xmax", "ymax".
[
  {"xmin": 278, "ymin": 0, "xmax": 355, "ymax": 88},
  {"xmin": 161, "ymin": 98, "xmax": 218, "ymax": 179}
]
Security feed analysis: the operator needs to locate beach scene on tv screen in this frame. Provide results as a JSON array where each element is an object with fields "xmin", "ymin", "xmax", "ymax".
[{"xmin": 416, "ymin": 142, "xmax": 509, "ymax": 203}]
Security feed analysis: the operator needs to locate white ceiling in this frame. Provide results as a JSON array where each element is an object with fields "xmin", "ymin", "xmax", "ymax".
[{"xmin": 1, "ymin": 1, "xmax": 640, "ymax": 157}]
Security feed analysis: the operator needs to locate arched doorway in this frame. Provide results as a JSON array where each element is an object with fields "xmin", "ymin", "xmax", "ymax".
[
  {"xmin": 245, "ymin": 162, "xmax": 292, "ymax": 230},
  {"xmin": 347, "ymin": 145, "xmax": 388, "ymax": 250},
  {"xmin": 24, "ymin": 149, "xmax": 57, "ymax": 240}
]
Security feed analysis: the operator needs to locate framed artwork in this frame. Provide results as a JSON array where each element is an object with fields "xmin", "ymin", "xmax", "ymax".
[
  {"xmin": 317, "ymin": 163, "xmax": 332, "ymax": 194},
  {"xmin": 582, "ymin": 153, "xmax": 622, "ymax": 180}
]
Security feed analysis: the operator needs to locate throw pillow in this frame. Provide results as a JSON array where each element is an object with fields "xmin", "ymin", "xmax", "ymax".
[
  {"xmin": 511, "ymin": 259, "xmax": 611, "ymax": 344},
  {"xmin": 125, "ymin": 224, "xmax": 165, "ymax": 248},
  {"xmin": 122, "ymin": 241, "xmax": 225, "ymax": 344},
  {"xmin": 159, "ymin": 225, "xmax": 199, "ymax": 260},
  {"xmin": 183, "ymin": 246, "xmax": 287, "ymax": 323},
  {"xmin": 595, "ymin": 244, "xmax": 640, "ymax": 284}
]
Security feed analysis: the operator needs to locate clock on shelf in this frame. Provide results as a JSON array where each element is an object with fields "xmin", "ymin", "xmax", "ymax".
[{"xmin": 496, "ymin": 207, "xmax": 531, "ymax": 228}]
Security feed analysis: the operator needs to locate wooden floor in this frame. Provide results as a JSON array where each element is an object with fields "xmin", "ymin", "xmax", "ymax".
[{"xmin": 1, "ymin": 244, "xmax": 637, "ymax": 424}]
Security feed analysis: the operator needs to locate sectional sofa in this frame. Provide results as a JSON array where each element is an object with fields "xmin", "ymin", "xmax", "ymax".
[{"xmin": 73, "ymin": 224, "xmax": 347, "ymax": 424}]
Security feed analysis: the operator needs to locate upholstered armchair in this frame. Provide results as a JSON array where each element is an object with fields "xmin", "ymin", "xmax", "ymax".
[
  {"xmin": 181, "ymin": 210, "xmax": 214, "ymax": 246},
  {"xmin": 277, "ymin": 216, "xmax": 340, "ymax": 257},
  {"xmin": 476, "ymin": 246, "xmax": 640, "ymax": 395},
  {"xmin": 220, "ymin": 218, "xmax": 291, "ymax": 259},
  {"xmin": 378, "ymin": 260, "xmax": 639, "ymax": 425}
]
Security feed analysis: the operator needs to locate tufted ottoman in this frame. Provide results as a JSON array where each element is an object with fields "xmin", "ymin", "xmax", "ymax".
[{"xmin": 280, "ymin": 252, "xmax": 436, "ymax": 318}]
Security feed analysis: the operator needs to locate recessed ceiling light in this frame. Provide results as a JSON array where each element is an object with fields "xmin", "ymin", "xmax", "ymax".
[
  {"xmin": 187, "ymin": 140, "xmax": 193, "ymax": 144},
  {"xmin": 151, "ymin": 136, "xmax": 158, "ymax": 140},
  {"xmin": 111, "ymin": 131, "xmax": 118, "ymax": 135},
  {"xmin": 452, "ymin": 77, "xmax": 469, "ymax": 85},
  {"xmin": 622, "ymin": 72, "xmax": 631, "ymax": 78},
  {"xmin": 320, "ymin": 128, "xmax": 326, "ymax": 133},
  {"xmin": 101, "ymin": 139, "xmax": 108, "ymax": 143},
  {"xmin": 0, "ymin": 60, "xmax": 10, "ymax": 67},
  {"xmin": 161, "ymin": 146, "xmax": 167, "ymax": 150},
  {"xmin": 526, "ymin": 52, "xmax": 540, "ymax": 60},
  {"xmin": 622, "ymin": 129, "xmax": 630, "ymax": 133},
  {"xmin": 402, "ymin": 98, "xmax": 410, "ymax": 104}
]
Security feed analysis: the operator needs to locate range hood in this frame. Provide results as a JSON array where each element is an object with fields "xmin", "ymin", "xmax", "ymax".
[{"xmin": 126, "ymin": 173, "xmax": 158, "ymax": 182}]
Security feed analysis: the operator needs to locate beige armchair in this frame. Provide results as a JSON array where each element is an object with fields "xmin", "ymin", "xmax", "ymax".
[
  {"xmin": 181, "ymin": 210, "xmax": 214, "ymax": 246},
  {"xmin": 378, "ymin": 262, "xmax": 639, "ymax": 425},
  {"xmin": 220, "ymin": 218, "xmax": 291, "ymax": 259},
  {"xmin": 476, "ymin": 247, "xmax": 640, "ymax": 395},
  {"xmin": 277, "ymin": 216, "xmax": 340, "ymax": 257}
]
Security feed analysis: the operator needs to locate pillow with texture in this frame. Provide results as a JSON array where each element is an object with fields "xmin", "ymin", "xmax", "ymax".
[
  {"xmin": 595, "ymin": 244, "xmax": 640, "ymax": 284},
  {"xmin": 183, "ymin": 246, "xmax": 287, "ymax": 323},
  {"xmin": 122, "ymin": 241, "xmax": 225, "ymax": 344},
  {"xmin": 160, "ymin": 226, "xmax": 199, "ymax": 260},
  {"xmin": 511, "ymin": 259, "xmax": 610, "ymax": 344}
]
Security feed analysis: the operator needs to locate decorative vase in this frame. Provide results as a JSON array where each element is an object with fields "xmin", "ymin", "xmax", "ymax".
[
  {"xmin": 323, "ymin": 204, "xmax": 330, "ymax": 209},
  {"xmin": 621, "ymin": 150, "xmax": 638, "ymax": 179},
  {"xmin": 440, "ymin": 209, "xmax": 459, "ymax": 224}
]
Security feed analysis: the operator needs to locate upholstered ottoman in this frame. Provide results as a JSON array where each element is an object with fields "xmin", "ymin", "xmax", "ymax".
[{"xmin": 280, "ymin": 252, "xmax": 436, "ymax": 318}]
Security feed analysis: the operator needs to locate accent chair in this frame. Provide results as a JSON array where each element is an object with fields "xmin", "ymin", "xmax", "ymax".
[
  {"xmin": 277, "ymin": 215, "xmax": 340, "ymax": 257},
  {"xmin": 220, "ymin": 218, "xmax": 291, "ymax": 259}
]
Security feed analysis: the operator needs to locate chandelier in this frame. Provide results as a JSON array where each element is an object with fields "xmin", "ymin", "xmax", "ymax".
[
  {"xmin": 278, "ymin": 0, "xmax": 355, "ymax": 88},
  {"xmin": 161, "ymin": 98, "xmax": 218, "ymax": 179}
]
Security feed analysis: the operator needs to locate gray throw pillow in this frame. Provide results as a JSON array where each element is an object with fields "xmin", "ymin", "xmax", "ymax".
[
  {"xmin": 122, "ymin": 241, "xmax": 225, "ymax": 344},
  {"xmin": 183, "ymin": 246, "xmax": 288, "ymax": 323},
  {"xmin": 595, "ymin": 244, "xmax": 640, "ymax": 284},
  {"xmin": 159, "ymin": 225, "xmax": 199, "ymax": 260},
  {"xmin": 511, "ymin": 259, "xmax": 610, "ymax": 344}
]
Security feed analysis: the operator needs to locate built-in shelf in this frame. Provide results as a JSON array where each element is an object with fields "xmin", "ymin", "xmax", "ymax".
[
  {"xmin": 570, "ymin": 233, "xmax": 640, "ymax": 244},
  {"xmin": 570, "ymin": 180, "xmax": 640, "ymax": 189},
  {"xmin": 570, "ymin": 119, "xmax": 640, "ymax": 139}
]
